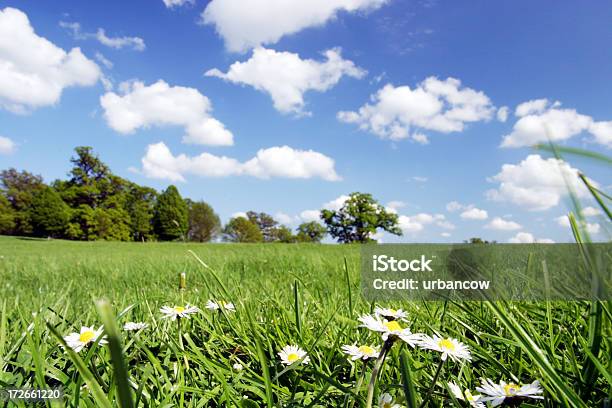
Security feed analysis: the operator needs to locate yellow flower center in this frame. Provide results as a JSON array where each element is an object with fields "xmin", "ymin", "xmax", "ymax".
[
  {"xmin": 287, "ymin": 353, "xmax": 300, "ymax": 362},
  {"xmin": 504, "ymin": 383, "xmax": 519, "ymax": 396},
  {"xmin": 358, "ymin": 345, "xmax": 375, "ymax": 355},
  {"xmin": 438, "ymin": 338, "xmax": 456, "ymax": 351},
  {"xmin": 384, "ymin": 320, "xmax": 402, "ymax": 332},
  {"xmin": 174, "ymin": 306, "xmax": 185, "ymax": 313},
  {"xmin": 383, "ymin": 403, "xmax": 392, "ymax": 408},
  {"xmin": 79, "ymin": 330, "xmax": 95, "ymax": 343}
]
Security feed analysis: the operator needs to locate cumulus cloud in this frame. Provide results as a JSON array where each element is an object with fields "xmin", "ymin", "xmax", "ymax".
[
  {"xmin": 581, "ymin": 206, "xmax": 601, "ymax": 217},
  {"xmin": 206, "ymin": 47, "xmax": 365, "ymax": 115},
  {"xmin": 299, "ymin": 210, "xmax": 321, "ymax": 222},
  {"xmin": 486, "ymin": 154, "xmax": 592, "ymax": 211},
  {"xmin": 100, "ymin": 80, "xmax": 233, "ymax": 146},
  {"xmin": 95, "ymin": 52, "xmax": 113, "ymax": 69},
  {"xmin": 485, "ymin": 217, "xmax": 521, "ymax": 231},
  {"xmin": 337, "ymin": 76, "xmax": 495, "ymax": 141},
  {"xmin": 502, "ymin": 99, "xmax": 612, "ymax": 148},
  {"xmin": 385, "ymin": 200, "xmax": 406, "ymax": 213},
  {"xmin": 162, "ymin": 0, "xmax": 195, "ymax": 8},
  {"xmin": 496, "ymin": 106, "xmax": 509, "ymax": 122},
  {"xmin": 0, "ymin": 8, "xmax": 100, "ymax": 113},
  {"xmin": 508, "ymin": 231, "xmax": 554, "ymax": 244},
  {"xmin": 398, "ymin": 213, "xmax": 453, "ymax": 233},
  {"xmin": 446, "ymin": 201, "xmax": 463, "ymax": 212},
  {"xmin": 554, "ymin": 215, "xmax": 600, "ymax": 234},
  {"xmin": 460, "ymin": 207, "xmax": 488, "ymax": 220},
  {"xmin": 140, "ymin": 142, "xmax": 341, "ymax": 182},
  {"xmin": 0, "ymin": 136, "xmax": 16, "ymax": 154},
  {"xmin": 201, "ymin": 0, "xmax": 389, "ymax": 52},
  {"xmin": 60, "ymin": 20, "xmax": 145, "ymax": 51}
]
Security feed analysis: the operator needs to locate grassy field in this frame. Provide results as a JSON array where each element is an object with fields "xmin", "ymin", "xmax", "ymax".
[{"xmin": 0, "ymin": 236, "xmax": 610, "ymax": 407}]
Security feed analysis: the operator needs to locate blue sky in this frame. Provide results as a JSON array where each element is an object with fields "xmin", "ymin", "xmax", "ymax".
[{"xmin": 0, "ymin": 0, "xmax": 610, "ymax": 243}]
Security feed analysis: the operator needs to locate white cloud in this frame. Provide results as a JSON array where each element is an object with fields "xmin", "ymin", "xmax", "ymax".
[
  {"xmin": 232, "ymin": 211, "xmax": 247, "ymax": 219},
  {"xmin": 100, "ymin": 80, "xmax": 233, "ymax": 146},
  {"xmin": 323, "ymin": 195, "xmax": 350, "ymax": 210},
  {"xmin": 385, "ymin": 200, "xmax": 406, "ymax": 213},
  {"xmin": 398, "ymin": 213, "xmax": 451, "ymax": 234},
  {"xmin": 411, "ymin": 132, "xmax": 429, "ymax": 144},
  {"xmin": 485, "ymin": 217, "xmax": 521, "ymax": 231},
  {"xmin": 60, "ymin": 21, "xmax": 145, "ymax": 51},
  {"xmin": 446, "ymin": 201, "xmax": 463, "ymax": 212},
  {"xmin": 496, "ymin": 106, "xmax": 509, "ymax": 122},
  {"xmin": 441, "ymin": 232, "xmax": 451, "ymax": 238},
  {"xmin": 140, "ymin": 142, "xmax": 341, "ymax": 182},
  {"xmin": 486, "ymin": 154, "xmax": 592, "ymax": 211},
  {"xmin": 163, "ymin": 0, "xmax": 195, "ymax": 8},
  {"xmin": 206, "ymin": 47, "xmax": 365, "ymax": 115},
  {"xmin": 554, "ymin": 215, "xmax": 600, "ymax": 234},
  {"xmin": 508, "ymin": 232, "xmax": 554, "ymax": 244},
  {"xmin": 0, "ymin": 136, "xmax": 16, "ymax": 154},
  {"xmin": 502, "ymin": 99, "xmax": 612, "ymax": 148},
  {"xmin": 460, "ymin": 207, "xmax": 488, "ymax": 220},
  {"xmin": 275, "ymin": 212, "xmax": 299, "ymax": 225},
  {"xmin": 201, "ymin": 0, "xmax": 389, "ymax": 52},
  {"xmin": 95, "ymin": 52, "xmax": 113, "ymax": 69},
  {"xmin": 411, "ymin": 176, "xmax": 428, "ymax": 183},
  {"xmin": 581, "ymin": 206, "xmax": 601, "ymax": 217},
  {"xmin": 299, "ymin": 210, "xmax": 321, "ymax": 222},
  {"xmin": 338, "ymin": 76, "xmax": 495, "ymax": 141},
  {"xmin": 0, "ymin": 8, "xmax": 100, "ymax": 113}
]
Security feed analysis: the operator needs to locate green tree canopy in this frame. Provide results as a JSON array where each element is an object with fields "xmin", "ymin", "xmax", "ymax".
[
  {"xmin": 296, "ymin": 221, "xmax": 327, "ymax": 243},
  {"xmin": 246, "ymin": 211, "xmax": 278, "ymax": 242},
  {"xmin": 0, "ymin": 195, "xmax": 15, "ymax": 234},
  {"xmin": 0, "ymin": 168, "xmax": 45, "ymax": 235},
  {"xmin": 153, "ymin": 185, "xmax": 188, "ymax": 241},
  {"xmin": 320, "ymin": 192, "xmax": 401, "ymax": 243},
  {"xmin": 29, "ymin": 186, "xmax": 70, "ymax": 237},
  {"xmin": 223, "ymin": 217, "xmax": 263, "ymax": 243},
  {"xmin": 272, "ymin": 225, "xmax": 295, "ymax": 243},
  {"xmin": 187, "ymin": 200, "xmax": 221, "ymax": 242}
]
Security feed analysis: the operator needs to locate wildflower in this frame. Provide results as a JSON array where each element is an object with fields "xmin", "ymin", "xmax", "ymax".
[
  {"xmin": 448, "ymin": 382, "xmax": 485, "ymax": 408},
  {"xmin": 63, "ymin": 326, "xmax": 106, "ymax": 352},
  {"xmin": 419, "ymin": 335, "xmax": 471, "ymax": 362},
  {"xmin": 374, "ymin": 307, "xmax": 408, "ymax": 321},
  {"xmin": 160, "ymin": 304, "xmax": 199, "ymax": 320},
  {"xmin": 341, "ymin": 344, "xmax": 380, "ymax": 361},
  {"xmin": 476, "ymin": 379, "xmax": 543, "ymax": 406},
  {"xmin": 206, "ymin": 300, "xmax": 236, "ymax": 312},
  {"xmin": 278, "ymin": 345, "xmax": 310, "ymax": 366},
  {"xmin": 123, "ymin": 322, "xmax": 148, "ymax": 331},
  {"xmin": 378, "ymin": 393, "xmax": 401, "ymax": 408},
  {"xmin": 358, "ymin": 314, "xmax": 423, "ymax": 347},
  {"xmin": 233, "ymin": 362, "xmax": 243, "ymax": 371}
]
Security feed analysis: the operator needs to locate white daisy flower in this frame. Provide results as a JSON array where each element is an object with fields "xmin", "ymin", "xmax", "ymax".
[
  {"xmin": 419, "ymin": 335, "xmax": 471, "ymax": 362},
  {"xmin": 358, "ymin": 314, "xmax": 423, "ymax": 347},
  {"xmin": 448, "ymin": 382, "xmax": 485, "ymax": 408},
  {"xmin": 233, "ymin": 363, "xmax": 243, "ymax": 371},
  {"xmin": 160, "ymin": 304, "xmax": 199, "ymax": 320},
  {"xmin": 378, "ymin": 392, "xmax": 402, "ymax": 408},
  {"xmin": 278, "ymin": 345, "xmax": 310, "ymax": 366},
  {"xmin": 374, "ymin": 307, "xmax": 408, "ymax": 321},
  {"xmin": 63, "ymin": 326, "xmax": 106, "ymax": 352},
  {"xmin": 206, "ymin": 300, "xmax": 236, "ymax": 312},
  {"xmin": 476, "ymin": 379, "xmax": 543, "ymax": 406},
  {"xmin": 123, "ymin": 322, "xmax": 148, "ymax": 331},
  {"xmin": 341, "ymin": 344, "xmax": 380, "ymax": 361}
]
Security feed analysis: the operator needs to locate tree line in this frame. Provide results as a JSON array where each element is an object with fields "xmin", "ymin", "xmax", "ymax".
[{"xmin": 0, "ymin": 147, "xmax": 409, "ymax": 243}]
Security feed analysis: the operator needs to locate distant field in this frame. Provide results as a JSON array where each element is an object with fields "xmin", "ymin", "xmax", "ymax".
[{"xmin": 0, "ymin": 236, "xmax": 609, "ymax": 407}]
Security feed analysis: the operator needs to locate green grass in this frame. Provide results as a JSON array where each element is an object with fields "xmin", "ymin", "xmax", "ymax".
[{"xmin": 0, "ymin": 236, "xmax": 610, "ymax": 407}]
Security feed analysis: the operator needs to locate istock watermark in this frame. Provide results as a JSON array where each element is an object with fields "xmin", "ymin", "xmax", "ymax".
[{"xmin": 361, "ymin": 243, "xmax": 611, "ymax": 301}]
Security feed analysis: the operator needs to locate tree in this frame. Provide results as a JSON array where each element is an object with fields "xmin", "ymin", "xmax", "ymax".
[
  {"xmin": 272, "ymin": 225, "xmax": 295, "ymax": 243},
  {"xmin": 126, "ymin": 184, "xmax": 157, "ymax": 242},
  {"xmin": 0, "ymin": 168, "xmax": 45, "ymax": 235},
  {"xmin": 187, "ymin": 200, "xmax": 221, "ymax": 242},
  {"xmin": 0, "ymin": 195, "xmax": 15, "ymax": 234},
  {"xmin": 65, "ymin": 146, "xmax": 112, "ymax": 207},
  {"xmin": 321, "ymin": 192, "xmax": 401, "ymax": 243},
  {"xmin": 296, "ymin": 221, "xmax": 327, "ymax": 243},
  {"xmin": 153, "ymin": 185, "xmax": 188, "ymax": 241},
  {"xmin": 246, "ymin": 211, "xmax": 278, "ymax": 242},
  {"xmin": 29, "ymin": 187, "xmax": 70, "ymax": 237},
  {"xmin": 464, "ymin": 237, "xmax": 496, "ymax": 244},
  {"xmin": 223, "ymin": 217, "xmax": 263, "ymax": 243}
]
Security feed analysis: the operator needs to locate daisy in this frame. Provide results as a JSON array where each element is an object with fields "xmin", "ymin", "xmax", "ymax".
[
  {"xmin": 358, "ymin": 314, "xmax": 423, "ymax": 347},
  {"xmin": 123, "ymin": 322, "xmax": 148, "ymax": 331},
  {"xmin": 374, "ymin": 307, "xmax": 408, "ymax": 321},
  {"xmin": 476, "ymin": 378, "xmax": 543, "ymax": 406},
  {"xmin": 419, "ymin": 335, "xmax": 471, "ymax": 362},
  {"xmin": 448, "ymin": 382, "xmax": 485, "ymax": 408},
  {"xmin": 160, "ymin": 304, "xmax": 199, "ymax": 320},
  {"xmin": 278, "ymin": 345, "xmax": 310, "ymax": 366},
  {"xmin": 341, "ymin": 344, "xmax": 380, "ymax": 361},
  {"xmin": 378, "ymin": 393, "xmax": 402, "ymax": 408},
  {"xmin": 63, "ymin": 326, "xmax": 107, "ymax": 352},
  {"xmin": 206, "ymin": 300, "xmax": 236, "ymax": 312}
]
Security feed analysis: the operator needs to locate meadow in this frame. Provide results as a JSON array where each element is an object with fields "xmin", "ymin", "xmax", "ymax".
[{"xmin": 0, "ymin": 236, "xmax": 610, "ymax": 407}]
